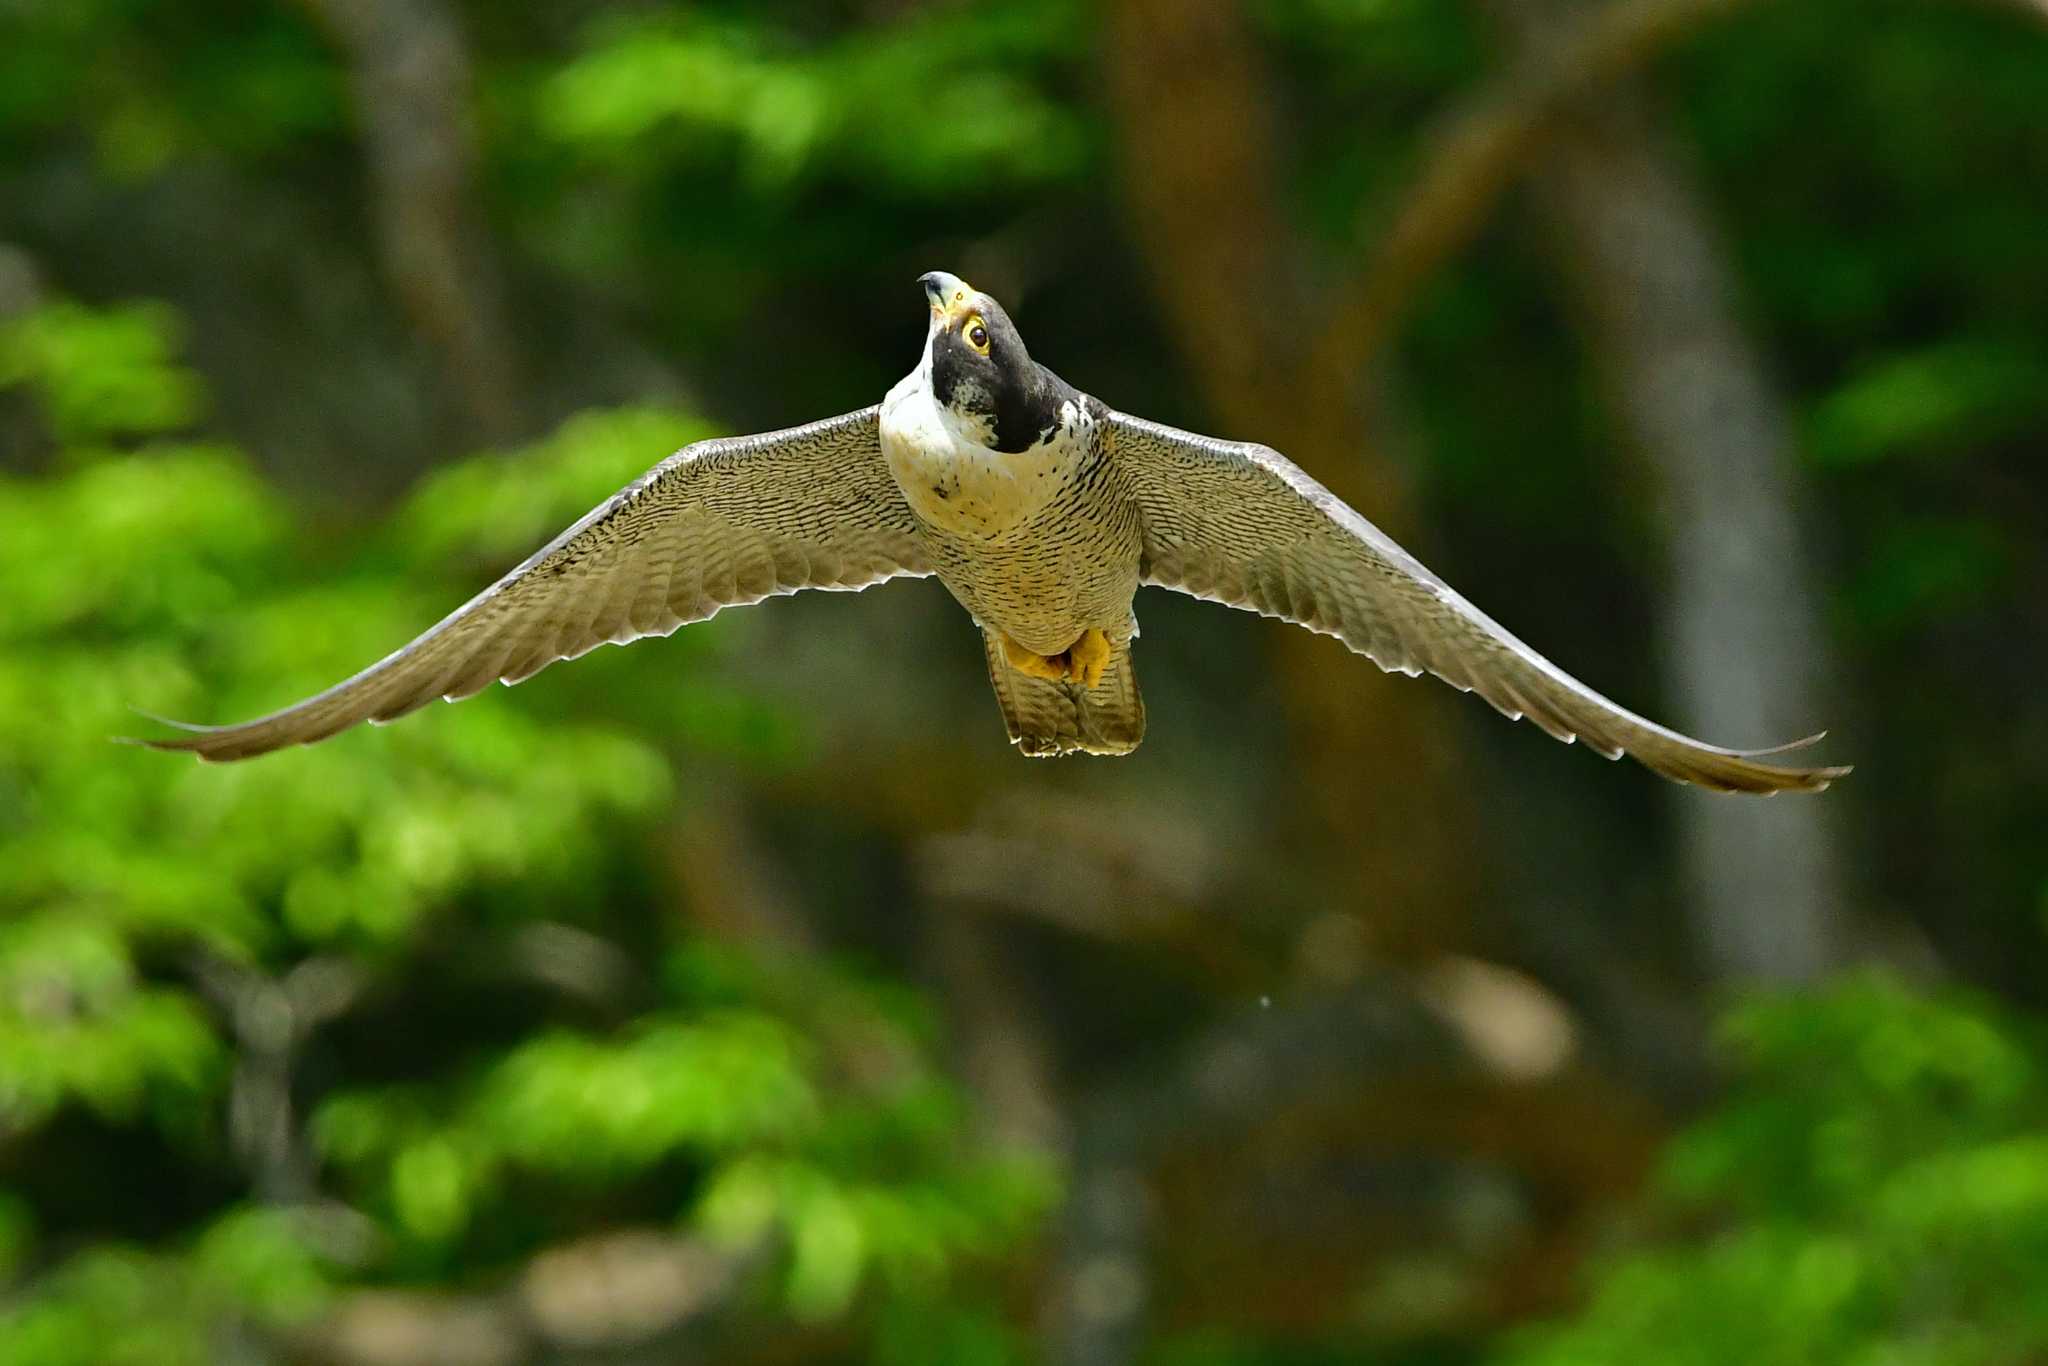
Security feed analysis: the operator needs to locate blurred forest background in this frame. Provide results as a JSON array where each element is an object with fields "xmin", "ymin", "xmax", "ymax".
[{"xmin": 3, "ymin": 0, "xmax": 2047, "ymax": 1362}]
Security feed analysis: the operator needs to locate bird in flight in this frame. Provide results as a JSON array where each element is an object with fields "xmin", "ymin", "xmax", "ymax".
[{"xmin": 141, "ymin": 272, "xmax": 1847, "ymax": 793}]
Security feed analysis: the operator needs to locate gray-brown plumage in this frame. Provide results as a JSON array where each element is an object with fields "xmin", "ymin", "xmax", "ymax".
[
  {"xmin": 140, "ymin": 409, "xmax": 929, "ymax": 761},
  {"xmin": 140, "ymin": 272, "xmax": 1848, "ymax": 794}
]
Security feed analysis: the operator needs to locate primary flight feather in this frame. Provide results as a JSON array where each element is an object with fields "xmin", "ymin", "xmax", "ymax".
[{"xmin": 141, "ymin": 272, "xmax": 1848, "ymax": 794}]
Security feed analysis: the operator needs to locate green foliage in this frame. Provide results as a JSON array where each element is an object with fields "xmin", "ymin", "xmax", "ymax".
[
  {"xmin": 3, "ymin": 0, "xmax": 2047, "ymax": 1360},
  {"xmin": 1499, "ymin": 976, "xmax": 2048, "ymax": 1366},
  {"xmin": 0, "ymin": 0, "xmax": 342, "ymax": 176},
  {"xmin": 0, "ymin": 301, "xmax": 206, "ymax": 444},
  {"xmin": 0, "ymin": 297, "xmax": 1053, "ymax": 1354},
  {"xmin": 0, "ymin": 915, "xmax": 222, "ymax": 1131},
  {"xmin": 1805, "ymin": 341, "xmax": 2048, "ymax": 471},
  {"xmin": 0, "ymin": 1208, "xmax": 332, "ymax": 1366},
  {"xmin": 397, "ymin": 406, "xmax": 717, "ymax": 564},
  {"xmin": 1840, "ymin": 518, "xmax": 2009, "ymax": 646},
  {"xmin": 536, "ymin": 2, "xmax": 1091, "ymax": 196},
  {"xmin": 873, "ymin": 1298, "xmax": 1028, "ymax": 1366},
  {"xmin": 312, "ymin": 949, "xmax": 1053, "ymax": 1315}
]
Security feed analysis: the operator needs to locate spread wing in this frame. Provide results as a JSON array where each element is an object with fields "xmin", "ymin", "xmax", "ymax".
[
  {"xmin": 141, "ymin": 407, "xmax": 930, "ymax": 761},
  {"xmin": 1109, "ymin": 411, "xmax": 1848, "ymax": 794}
]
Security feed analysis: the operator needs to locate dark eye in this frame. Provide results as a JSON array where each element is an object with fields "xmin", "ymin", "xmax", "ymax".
[{"xmin": 968, "ymin": 323, "xmax": 989, "ymax": 350}]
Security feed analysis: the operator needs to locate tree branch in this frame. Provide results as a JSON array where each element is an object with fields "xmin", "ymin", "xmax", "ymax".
[
  {"xmin": 0, "ymin": 242, "xmax": 47, "ymax": 473},
  {"xmin": 296, "ymin": 1227, "xmax": 750, "ymax": 1366},
  {"xmin": 1100, "ymin": 0, "xmax": 1306, "ymax": 438},
  {"xmin": 187, "ymin": 952, "xmax": 365, "ymax": 1204},
  {"xmin": 1478, "ymin": 0, "xmax": 1851, "ymax": 978},
  {"xmin": 1310, "ymin": 0, "xmax": 1760, "ymax": 383},
  {"xmin": 1313, "ymin": 0, "xmax": 2048, "ymax": 380},
  {"xmin": 297, "ymin": 0, "xmax": 522, "ymax": 441},
  {"xmin": 1046, "ymin": 975, "xmax": 1667, "ymax": 1359},
  {"xmin": 1102, "ymin": 0, "xmax": 1482, "ymax": 949}
]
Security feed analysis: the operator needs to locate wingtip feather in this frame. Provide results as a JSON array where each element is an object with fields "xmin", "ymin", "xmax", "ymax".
[
  {"xmin": 1733, "ymin": 729, "xmax": 1830, "ymax": 758},
  {"xmin": 126, "ymin": 705, "xmax": 225, "ymax": 734}
]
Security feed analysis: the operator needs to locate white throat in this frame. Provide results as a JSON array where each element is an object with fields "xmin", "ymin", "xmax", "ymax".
[
  {"xmin": 880, "ymin": 328, "xmax": 1084, "ymax": 541},
  {"xmin": 905, "ymin": 325, "xmax": 997, "ymax": 451}
]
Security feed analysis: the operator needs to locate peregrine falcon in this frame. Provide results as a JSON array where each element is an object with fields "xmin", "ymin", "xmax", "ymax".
[{"xmin": 141, "ymin": 272, "xmax": 1848, "ymax": 794}]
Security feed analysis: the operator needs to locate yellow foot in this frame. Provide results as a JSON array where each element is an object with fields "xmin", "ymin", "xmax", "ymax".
[
  {"xmin": 1066, "ymin": 628, "xmax": 1111, "ymax": 689},
  {"xmin": 1002, "ymin": 632, "xmax": 1071, "ymax": 683},
  {"xmin": 1001, "ymin": 629, "xmax": 1113, "ymax": 688}
]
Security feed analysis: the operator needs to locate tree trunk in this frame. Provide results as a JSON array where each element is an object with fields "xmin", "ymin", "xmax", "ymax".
[
  {"xmin": 1488, "ymin": 0, "xmax": 1848, "ymax": 980},
  {"xmin": 299, "ymin": 0, "xmax": 522, "ymax": 442},
  {"xmin": 1102, "ymin": 0, "xmax": 1480, "ymax": 954}
]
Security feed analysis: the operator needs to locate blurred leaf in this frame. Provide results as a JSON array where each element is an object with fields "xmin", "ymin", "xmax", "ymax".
[
  {"xmin": 873, "ymin": 1298, "xmax": 1025, "ymax": 1366},
  {"xmin": 0, "ymin": 1208, "xmax": 331, "ymax": 1366},
  {"xmin": 0, "ymin": 302, "xmax": 205, "ymax": 445},
  {"xmin": 535, "ymin": 3, "xmax": 1092, "ymax": 196},
  {"xmin": 1503, "ymin": 975, "xmax": 2048, "ymax": 1366},
  {"xmin": 1841, "ymin": 518, "xmax": 2007, "ymax": 642},
  {"xmin": 397, "ymin": 406, "xmax": 717, "ymax": 566},
  {"xmin": 1808, "ymin": 341, "xmax": 2048, "ymax": 468}
]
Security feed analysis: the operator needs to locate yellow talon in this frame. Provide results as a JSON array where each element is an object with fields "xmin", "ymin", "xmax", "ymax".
[
  {"xmin": 1002, "ymin": 632, "xmax": 1070, "ymax": 683},
  {"xmin": 1066, "ymin": 628, "xmax": 1111, "ymax": 689},
  {"xmin": 1000, "ymin": 629, "xmax": 1113, "ymax": 688}
]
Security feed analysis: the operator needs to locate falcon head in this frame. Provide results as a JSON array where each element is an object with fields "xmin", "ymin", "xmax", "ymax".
[{"xmin": 918, "ymin": 271, "xmax": 1059, "ymax": 454}]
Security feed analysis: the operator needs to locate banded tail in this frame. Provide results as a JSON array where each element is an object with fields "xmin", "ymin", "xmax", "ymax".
[{"xmin": 979, "ymin": 628, "xmax": 1145, "ymax": 757}]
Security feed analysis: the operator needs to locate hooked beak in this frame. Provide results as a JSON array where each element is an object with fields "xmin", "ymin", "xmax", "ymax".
[{"xmin": 918, "ymin": 270, "xmax": 973, "ymax": 328}]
